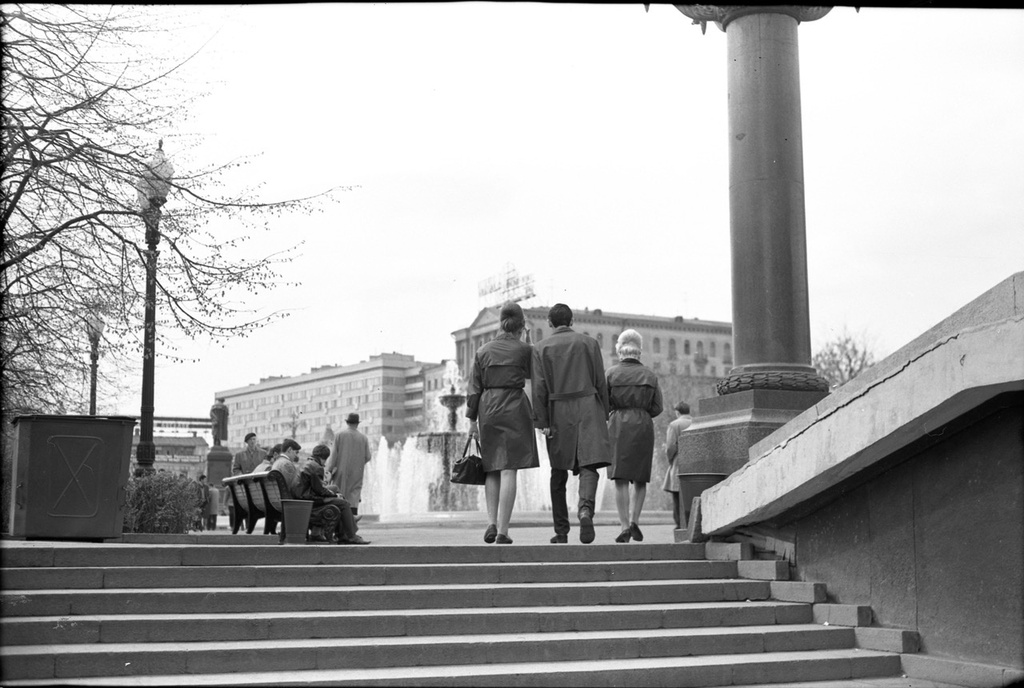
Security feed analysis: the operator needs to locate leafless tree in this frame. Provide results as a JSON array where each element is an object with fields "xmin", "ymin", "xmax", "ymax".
[
  {"xmin": 1, "ymin": 5, "xmax": 351, "ymax": 419},
  {"xmin": 812, "ymin": 328, "xmax": 877, "ymax": 389}
]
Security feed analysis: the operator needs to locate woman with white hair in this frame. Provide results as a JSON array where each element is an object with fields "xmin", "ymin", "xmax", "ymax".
[{"xmin": 606, "ymin": 329, "xmax": 664, "ymax": 543}]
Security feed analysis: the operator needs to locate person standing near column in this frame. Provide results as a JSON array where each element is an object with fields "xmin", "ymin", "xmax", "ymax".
[
  {"xmin": 605, "ymin": 330, "xmax": 663, "ymax": 543},
  {"xmin": 532, "ymin": 303, "xmax": 612, "ymax": 544},
  {"xmin": 661, "ymin": 401, "xmax": 692, "ymax": 529},
  {"xmin": 327, "ymin": 413, "xmax": 372, "ymax": 521},
  {"xmin": 466, "ymin": 301, "xmax": 540, "ymax": 545}
]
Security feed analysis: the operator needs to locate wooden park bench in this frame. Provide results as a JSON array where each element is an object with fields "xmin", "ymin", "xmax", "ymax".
[{"xmin": 222, "ymin": 470, "xmax": 293, "ymax": 536}]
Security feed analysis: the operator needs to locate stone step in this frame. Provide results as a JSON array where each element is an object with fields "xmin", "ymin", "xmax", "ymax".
[
  {"xmin": 0, "ymin": 600, "xmax": 813, "ymax": 645},
  {"xmin": 0, "ymin": 559, "xmax": 738, "ymax": 590},
  {"xmin": 0, "ymin": 649, "xmax": 903, "ymax": 686},
  {"xmin": 0, "ymin": 542, "xmax": 707, "ymax": 569},
  {"xmin": 0, "ymin": 624, "xmax": 860, "ymax": 681},
  {"xmin": 0, "ymin": 578, "xmax": 772, "ymax": 617}
]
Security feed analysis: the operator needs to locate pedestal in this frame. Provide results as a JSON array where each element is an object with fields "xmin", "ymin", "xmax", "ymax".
[
  {"xmin": 206, "ymin": 445, "xmax": 232, "ymax": 488},
  {"xmin": 675, "ymin": 389, "xmax": 827, "ymax": 529}
]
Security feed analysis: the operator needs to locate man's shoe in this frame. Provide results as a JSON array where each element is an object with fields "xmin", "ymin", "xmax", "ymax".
[
  {"xmin": 629, "ymin": 522, "xmax": 644, "ymax": 542},
  {"xmin": 550, "ymin": 534, "xmax": 568, "ymax": 544},
  {"xmin": 615, "ymin": 528, "xmax": 631, "ymax": 543},
  {"xmin": 579, "ymin": 513, "xmax": 595, "ymax": 544},
  {"xmin": 339, "ymin": 535, "xmax": 371, "ymax": 545},
  {"xmin": 484, "ymin": 524, "xmax": 498, "ymax": 544},
  {"xmin": 495, "ymin": 533, "xmax": 513, "ymax": 544}
]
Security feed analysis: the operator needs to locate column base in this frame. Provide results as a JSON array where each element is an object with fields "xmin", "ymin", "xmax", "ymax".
[
  {"xmin": 677, "ymin": 388, "xmax": 828, "ymax": 477},
  {"xmin": 717, "ymin": 364, "xmax": 830, "ymax": 395}
]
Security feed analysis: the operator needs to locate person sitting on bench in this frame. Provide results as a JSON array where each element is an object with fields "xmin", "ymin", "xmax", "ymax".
[{"xmin": 298, "ymin": 443, "xmax": 370, "ymax": 545}]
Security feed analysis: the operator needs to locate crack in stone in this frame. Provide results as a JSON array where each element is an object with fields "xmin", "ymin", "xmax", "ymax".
[{"xmin": 753, "ymin": 315, "xmax": 1024, "ymax": 463}]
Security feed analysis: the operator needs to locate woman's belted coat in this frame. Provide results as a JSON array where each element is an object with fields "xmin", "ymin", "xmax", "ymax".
[
  {"xmin": 466, "ymin": 333, "xmax": 540, "ymax": 472},
  {"xmin": 606, "ymin": 358, "xmax": 663, "ymax": 483}
]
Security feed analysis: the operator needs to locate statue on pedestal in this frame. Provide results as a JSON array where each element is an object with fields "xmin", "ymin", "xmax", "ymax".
[{"xmin": 210, "ymin": 398, "xmax": 228, "ymax": 447}]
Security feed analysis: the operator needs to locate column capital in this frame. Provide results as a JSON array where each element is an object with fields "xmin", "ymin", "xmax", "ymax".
[{"xmin": 675, "ymin": 5, "xmax": 831, "ymax": 34}]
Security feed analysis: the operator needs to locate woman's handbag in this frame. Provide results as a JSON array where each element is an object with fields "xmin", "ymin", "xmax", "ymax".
[{"xmin": 451, "ymin": 436, "xmax": 486, "ymax": 485}]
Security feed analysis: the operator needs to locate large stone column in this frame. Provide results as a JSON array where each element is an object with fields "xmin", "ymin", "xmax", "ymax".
[{"xmin": 672, "ymin": 5, "xmax": 832, "ymax": 537}]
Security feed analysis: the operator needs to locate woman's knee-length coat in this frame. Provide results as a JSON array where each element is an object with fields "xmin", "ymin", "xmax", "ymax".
[
  {"xmin": 606, "ymin": 358, "xmax": 663, "ymax": 483},
  {"xmin": 466, "ymin": 333, "xmax": 540, "ymax": 472}
]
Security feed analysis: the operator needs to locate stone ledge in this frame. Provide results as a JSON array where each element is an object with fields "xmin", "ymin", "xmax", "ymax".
[
  {"xmin": 737, "ymin": 560, "xmax": 789, "ymax": 580},
  {"xmin": 770, "ymin": 581, "xmax": 826, "ymax": 603},
  {"xmin": 705, "ymin": 542, "xmax": 754, "ymax": 560},
  {"xmin": 901, "ymin": 653, "xmax": 1024, "ymax": 688},
  {"xmin": 703, "ymin": 295, "xmax": 1024, "ymax": 534},
  {"xmin": 855, "ymin": 627, "xmax": 920, "ymax": 653},
  {"xmin": 812, "ymin": 603, "xmax": 872, "ymax": 627}
]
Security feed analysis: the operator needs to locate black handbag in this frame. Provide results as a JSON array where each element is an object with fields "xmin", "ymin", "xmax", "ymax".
[{"xmin": 451, "ymin": 436, "xmax": 486, "ymax": 485}]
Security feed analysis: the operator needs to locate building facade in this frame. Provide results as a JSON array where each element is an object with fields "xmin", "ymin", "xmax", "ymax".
[
  {"xmin": 213, "ymin": 353, "xmax": 446, "ymax": 452},
  {"xmin": 129, "ymin": 435, "xmax": 210, "ymax": 479},
  {"xmin": 453, "ymin": 306, "xmax": 733, "ymax": 382}
]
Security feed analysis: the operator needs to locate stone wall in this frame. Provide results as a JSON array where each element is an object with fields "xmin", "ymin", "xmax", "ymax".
[
  {"xmin": 698, "ymin": 271, "xmax": 1024, "ymax": 672},
  {"xmin": 790, "ymin": 394, "xmax": 1023, "ymax": 668}
]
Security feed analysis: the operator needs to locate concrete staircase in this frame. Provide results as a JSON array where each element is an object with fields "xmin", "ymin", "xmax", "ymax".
[{"xmin": 0, "ymin": 540, "xmax": 911, "ymax": 686}]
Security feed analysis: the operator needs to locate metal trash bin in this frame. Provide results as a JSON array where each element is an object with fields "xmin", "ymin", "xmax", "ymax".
[{"xmin": 8, "ymin": 415, "xmax": 136, "ymax": 540}]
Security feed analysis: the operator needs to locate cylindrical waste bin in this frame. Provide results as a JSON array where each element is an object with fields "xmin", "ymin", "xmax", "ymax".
[
  {"xmin": 8, "ymin": 415, "xmax": 136, "ymax": 540},
  {"xmin": 280, "ymin": 499, "xmax": 312, "ymax": 545}
]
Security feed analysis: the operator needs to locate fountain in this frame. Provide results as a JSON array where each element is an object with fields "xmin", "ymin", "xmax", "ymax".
[{"xmin": 358, "ymin": 360, "xmax": 604, "ymax": 520}]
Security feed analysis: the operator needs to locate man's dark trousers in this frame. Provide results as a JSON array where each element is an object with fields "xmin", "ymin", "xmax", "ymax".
[{"xmin": 550, "ymin": 466, "xmax": 599, "ymax": 535}]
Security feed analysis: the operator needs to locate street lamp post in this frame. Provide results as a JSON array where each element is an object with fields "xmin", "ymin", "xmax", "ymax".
[
  {"xmin": 84, "ymin": 311, "xmax": 105, "ymax": 415},
  {"xmin": 134, "ymin": 141, "xmax": 174, "ymax": 473}
]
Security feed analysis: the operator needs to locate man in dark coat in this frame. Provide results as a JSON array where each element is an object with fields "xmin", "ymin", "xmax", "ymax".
[
  {"xmin": 532, "ymin": 303, "xmax": 612, "ymax": 544},
  {"xmin": 232, "ymin": 432, "xmax": 266, "ymax": 475}
]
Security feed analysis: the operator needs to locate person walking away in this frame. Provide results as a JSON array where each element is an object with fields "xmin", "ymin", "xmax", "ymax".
[
  {"xmin": 232, "ymin": 432, "xmax": 266, "ymax": 475},
  {"xmin": 195, "ymin": 475, "xmax": 210, "ymax": 531},
  {"xmin": 300, "ymin": 443, "xmax": 369, "ymax": 545},
  {"xmin": 206, "ymin": 484, "xmax": 220, "ymax": 531},
  {"xmin": 605, "ymin": 330, "xmax": 664, "ymax": 543},
  {"xmin": 327, "ymin": 413, "xmax": 372, "ymax": 523},
  {"xmin": 661, "ymin": 401, "xmax": 692, "ymax": 529},
  {"xmin": 467, "ymin": 301, "xmax": 540, "ymax": 545},
  {"xmin": 532, "ymin": 303, "xmax": 612, "ymax": 544}
]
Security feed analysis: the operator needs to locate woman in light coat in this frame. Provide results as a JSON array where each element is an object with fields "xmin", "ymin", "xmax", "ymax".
[{"xmin": 606, "ymin": 329, "xmax": 663, "ymax": 543}]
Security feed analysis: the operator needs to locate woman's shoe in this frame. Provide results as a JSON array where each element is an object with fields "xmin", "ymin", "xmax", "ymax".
[
  {"xmin": 484, "ymin": 524, "xmax": 498, "ymax": 543},
  {"xmin": 629, "ymin": 522, "xmax": 644, "ymax": 542},
  {"xmin": 495, "ymin": 533, "xmax": 513, "ymax": 544},
  {"xmin": 615, "ymin": 528, "xmax": 631, "ymax": 543}
]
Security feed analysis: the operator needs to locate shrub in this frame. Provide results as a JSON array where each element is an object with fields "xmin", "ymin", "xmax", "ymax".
[{"xmin": 123, "ymin": 471, "xmax": 203, "ymax": 534}]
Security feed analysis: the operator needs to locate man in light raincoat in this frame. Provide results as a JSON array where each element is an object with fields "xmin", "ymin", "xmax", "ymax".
[{"xmin": 532, "ymin": 303, "xmax": 611, "ymax": 544}]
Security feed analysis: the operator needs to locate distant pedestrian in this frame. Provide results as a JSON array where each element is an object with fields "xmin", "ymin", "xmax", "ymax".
[
  {"xmin": 661, "ymin": 401, "xmax": 692, "ymax": 529},
  {"xmin": 195, "ymin": 475, "xmax": 211, "ymax": 532},
  {"xmin": 467, "ymin": 301, "xmax": 540, "ymax": 545},
  {"xmin": 532, "ymin": 303, "xmax": 612, "ymax": 544},
  {"xmin": 327, "ymin": 413, "xmax": 372, "ymax": 521},
  {"xmin": 206, "ymin": 485, "xmax": 220, "ymax": 531},
  {"xmin": 605, "ymin": 330, "xmax": 663, "ymax": 543},
  {"xmin": 232, "ymin": 432, "xmax": 266, "ymax": 475}
]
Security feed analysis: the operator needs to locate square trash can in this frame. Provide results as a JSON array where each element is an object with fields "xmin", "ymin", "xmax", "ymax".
[{"xmin": 8, "ymin": 415, "xmax": 136, "ymax": 540}]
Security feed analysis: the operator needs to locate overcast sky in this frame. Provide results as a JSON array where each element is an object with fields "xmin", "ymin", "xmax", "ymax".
[{"xmin": 104, "ymin": 4, "xmax": 1024, "ymax": 419}]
